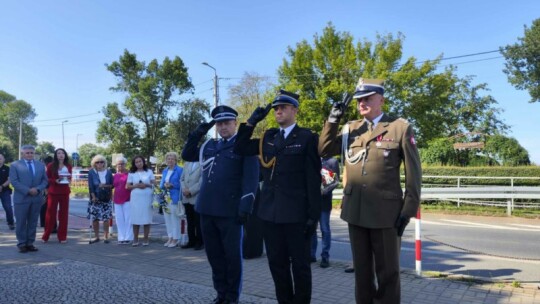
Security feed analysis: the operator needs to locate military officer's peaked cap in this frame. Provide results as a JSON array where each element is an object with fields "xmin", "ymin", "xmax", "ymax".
[
  {"xmin": 272, "ymin": 89, "xmax": 300, "ymax": 108},
  {"xmin": 352, "ymin": 78, "xmax": 385, "ymax": 99},
  {"xmin": 211, "ymin": 105, "xmax": 238, "ymax": 122}
]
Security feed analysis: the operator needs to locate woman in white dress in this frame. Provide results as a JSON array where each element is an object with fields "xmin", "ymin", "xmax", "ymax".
[{"xmin": 126, "ymin": 156, "xmax": 155, "ymax": 246}]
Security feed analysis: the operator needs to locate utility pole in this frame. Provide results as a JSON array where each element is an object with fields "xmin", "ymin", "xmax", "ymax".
[
  {"xmin": 202, "ymin": 62, "xmax": 219, "ymax": 139},
  {"xmin": 61, "ymin": 120, "xmax": 68, "ymax": 148},
  {"xmin": 18, "ymin": 118, "xmax": 22, "ymax": 160}
]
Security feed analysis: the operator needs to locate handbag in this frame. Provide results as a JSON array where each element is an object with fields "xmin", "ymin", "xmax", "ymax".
[
  {"xmin": 176, "ymin": 202, "xmax": 186, "ymax": 218},
  {"xmin": 97, "ymin": 188, "xmax": 112, "ymax": 202}
]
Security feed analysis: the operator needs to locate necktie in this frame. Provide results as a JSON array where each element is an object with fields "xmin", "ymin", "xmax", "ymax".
[
  {"xmin": 275, "ymin": 129, "xmax": 285, "ymax": 149},
  {"xmin": 27, "ymin": 161, "xmax": 34, "ymax": 176},
  {"xmin": 367, "ymin": 121, "xmax": 373, "ymax": 136}
]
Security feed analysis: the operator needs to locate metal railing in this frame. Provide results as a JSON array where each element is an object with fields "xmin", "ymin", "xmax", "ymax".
[{"xmin": 332, "ymin": 175, "xmax": 540, "ymax": 216}]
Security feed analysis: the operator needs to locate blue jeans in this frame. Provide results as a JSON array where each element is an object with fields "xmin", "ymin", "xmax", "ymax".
[
  {"xmin": 311, "ymin": 210, "xmax": 331, "ymax": 259},
  {"xmin": 0, "ymin": 191, "xmax": 14, "ymax": 226}
]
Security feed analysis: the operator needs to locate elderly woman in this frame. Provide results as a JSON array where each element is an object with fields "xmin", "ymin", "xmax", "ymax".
[
  {"xmin": 113, "ymin": 157, "xmax": 132, "ymax": 244},
  {"xmin": 127, "ymin": 156, "xmax": 155, "ymax": 246},
  {"xmin": 87, "ymin": 155, "xmax": 114, "ymax": 244},
  {"xmin": 42, "ymin": 148, "xmax": 72, "ymax": 244},
  {"xmin": 159, "ymin": 152, "xmax": 183, "ymax": 248},
  {"xmin": 180, "ymin": 160, "xmax": 203, "ymax": 249}
]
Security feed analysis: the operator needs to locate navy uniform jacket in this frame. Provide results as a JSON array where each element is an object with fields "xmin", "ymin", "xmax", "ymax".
[
  {"xmin": 182, "ymin": 133, "xmax": 259, "ymax": 217},
  {"xmin": 234, "ymin": 124, "xmax": 322, "ymax": 224}
]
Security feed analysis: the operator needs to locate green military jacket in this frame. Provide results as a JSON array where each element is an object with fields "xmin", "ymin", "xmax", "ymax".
[{"xmin": 319, "ymin": 114, "xmax": 422, "ymax": 228}]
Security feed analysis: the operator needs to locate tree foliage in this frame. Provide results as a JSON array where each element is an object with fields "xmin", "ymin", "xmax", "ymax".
[
  {"xmin": 227, "ymin": 72, "xmax": 276, "ymax": 137},
  {"xmin": 484, "ymin": 134, "xmax": 530, "ymax": 166},
  {"xmin": 35, "ymin": 141, "xmax": 56, "ymax": 159},
  {"xmin": 276, "ymin": 23, "xmax": 508, "ymax": 148},
  {"xmin": 99, "ymin": 49, "xmax": 193, "ymax": 161},
  {"xmin": 0, "ymin": 90, "xmax": 38, "ymax": 158},
  {"xmin": 78, "ymin": 143, "xmax": 110, "ymax": 167},
  {"xmin": 501, "ymin": 18, "xmax": 540, "ymax": 103},
  {"xmin": 163, "ymin": 98, "xmax": 211, "ymax": 155}
]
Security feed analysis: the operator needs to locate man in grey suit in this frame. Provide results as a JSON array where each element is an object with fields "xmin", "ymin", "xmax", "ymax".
[{"xmin": 9, "ymin": 145, "xmax": 48, "ymax": 253}]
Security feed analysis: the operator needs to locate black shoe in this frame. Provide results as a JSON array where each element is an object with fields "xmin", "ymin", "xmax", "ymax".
[
  {"xmin": 310, "ymin": 257, "xmax": 316, "ymax": 263},
  {"xmin": 8, "ymin": 224, "xmax": 15, "ymax": 230},
  {"xmin": 181, "ymin": 243, "xmax": 195, "ymax": 249},
  {"xmin": 344, "ymin": 266, "xmax": 355, "ymax": 273},
  {"xmin": 89, "ymin": 238, "xmax": 100, "ymax": 244},
  {"xmin": 320, "ymin": 257, "xmax": 329, "ymax": 268},
  {"xmin": 26, "ymin": 245, "xmax": 39, "ymax": 252},
  {"xmin": 212, "ymin": 297, "xmax": 225, "ymax": 304},
  {"xmin": 18, "ymin": 246, "xmax": 28, "ymax": 253},
  {"xmin": 194, "ymin": 243, "xmax": 204, "ymax": 250}
]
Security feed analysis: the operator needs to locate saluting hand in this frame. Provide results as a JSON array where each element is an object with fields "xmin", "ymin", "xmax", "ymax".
[
  {"xmin": 194, "ymin": 120, "xmax": 216, "ymax": 137},
  {"xmin": 328, "ymin": 92, "xmax": 352, "ymax": 123},
  {"xmin": 247, "ymin": 103, "xmax": 272, "ymax": 126}
]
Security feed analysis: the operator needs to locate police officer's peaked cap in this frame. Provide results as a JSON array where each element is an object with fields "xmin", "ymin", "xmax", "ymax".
[
  {"xmin": 272, "ymin": 89, "xmax": 300, "ymax": 108},
  {"xmin": 352, "ymin": 78, "xmax": 385, "ymax": 99},
  {"xmin": 211, "ymin": 105, "xmax": 238, "ymax": 122}
]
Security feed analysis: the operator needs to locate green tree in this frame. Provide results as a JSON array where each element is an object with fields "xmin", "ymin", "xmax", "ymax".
[
  {"xmin": 35, "ymin": 141, "xmax": 56, "ymax": 159},
  {"xmin": 0, "ymin": 90, "xmax": 38, "ymax": 157},
  {"xmin": 96, "ymin": 102, "xmax": 141, "ymax": 159},
  {"xmin": 484, "ymin": 134, "xmax": 530, "ymax": 166},
  {"xmin": 501, "ymin": 18, "xmax": 540, "ymax": 103},
  {"xmin": 227, "ymin": 72, "xmax": 276, "ymax": 137},
  {"xmin": 78, "ymin": 143, "xmax": 110, "ymax": 167},
  {"xmin": 277, "ymin": 23, "xmax": 508, "ymax": 147},
  {"xmin": 163, "ymin": 98, "xmax": 211, "ymax": 155},
  {"xmin": 0, "ymin": 136, "xmax": 15, "ymax": 161},
  {"xmin": 420, "ymin": 138, "xmax": 457, "ymax": 166},
  {"xmin": 100, "ymin": 49, "xmax": 193, "ymax": 161}
]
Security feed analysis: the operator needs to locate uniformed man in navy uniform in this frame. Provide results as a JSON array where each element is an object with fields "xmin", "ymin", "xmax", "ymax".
[
  {"xmin": 234, "ymin": 90, "xmax": 322, "ymax": 304},
  {"xmin": 319, "ymin": 79, "xmax": 421, "ymax": 304},
  {"xmin": 182, "ymin": 105, "xmax": 259, "ymax": 304}
]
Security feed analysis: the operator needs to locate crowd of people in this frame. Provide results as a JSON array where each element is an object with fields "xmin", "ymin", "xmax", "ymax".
[{"xmin": 1, "ymin": 77, "xmax": 422, "ymax": 304}]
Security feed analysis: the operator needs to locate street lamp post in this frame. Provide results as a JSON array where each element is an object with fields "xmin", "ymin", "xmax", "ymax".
[
  {"xmin": 61, "ymin": 120, "xmax": 68, "ymax": 148},
  {"xmin": 202, "ymin": 62, "xmax": 219, "ymax": 139},
  {"xmin": 75, "ymin": 133, "xmax": 82, "ymax": 167}
]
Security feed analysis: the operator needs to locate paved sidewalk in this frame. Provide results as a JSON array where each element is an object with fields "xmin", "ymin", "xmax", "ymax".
[{"xmin": 0, "ymin": 216, "xmax": 539, "ymax": 303}]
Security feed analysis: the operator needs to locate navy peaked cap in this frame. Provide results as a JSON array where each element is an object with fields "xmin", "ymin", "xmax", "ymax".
[
  {"xmin": 352, "ymin": 78, "xmax": 385, "ymax": 99},
  {"xmin": 211, "ymin": 105, "xmax": 238, "ymax": 122},
  {"xmin": 272, "ymin": 89, "xmax": 300, "ymax": 108}
]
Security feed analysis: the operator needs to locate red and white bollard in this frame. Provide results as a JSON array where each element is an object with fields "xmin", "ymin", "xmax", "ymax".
[
  {"xmin": 109, "ymin": 218, "xmax": 114, "ymax": 236},
  {"xmin": 179, "ymin": 217, "xmax": 187, "ymax": 245},
  {"xmin": 414, "ymin": 207, "xmax": 422, "ymax": 275}
]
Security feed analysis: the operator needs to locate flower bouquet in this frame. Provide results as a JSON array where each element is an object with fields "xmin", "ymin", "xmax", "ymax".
[
  {"xmin": 153, "ymin": 187, "xmax": 172, "ymax": 214},
  {"xmin": 321, "ymin": 167, "xmax": 336, "ymax": 193}
]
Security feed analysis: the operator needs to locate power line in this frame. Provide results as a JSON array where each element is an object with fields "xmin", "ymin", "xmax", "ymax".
[{"xmin": 32, "ymin": 111, "xmax": 101, "ymax": 122}]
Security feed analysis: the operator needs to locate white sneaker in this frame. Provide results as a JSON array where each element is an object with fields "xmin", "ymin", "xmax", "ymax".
[
  {"xmin": 168, "ymin": 241, "xmax": 179, "ymax": 248},
  {"xmin": 164, "ymin": 240, "xmax": 171, "ymax": 247}
]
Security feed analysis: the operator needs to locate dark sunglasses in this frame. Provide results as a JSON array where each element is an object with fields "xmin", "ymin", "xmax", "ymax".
[{"xmin": 95, "ymin": 161, "xmax": 105, "ymax": 164}]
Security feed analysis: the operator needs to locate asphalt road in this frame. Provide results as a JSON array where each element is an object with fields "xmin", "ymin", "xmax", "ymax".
[{"xmin": 12, "ymin": 198, "xmax": 540, "ymax": 283}]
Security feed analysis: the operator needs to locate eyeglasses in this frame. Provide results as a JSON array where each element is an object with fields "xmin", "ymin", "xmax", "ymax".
[
  {"xmin": 116, "ymin": 163, "xmax": 125, "ymax": 166},
  {"xmin": 95, "ymin": 161, "xmax": 104, "ymax": 164}
]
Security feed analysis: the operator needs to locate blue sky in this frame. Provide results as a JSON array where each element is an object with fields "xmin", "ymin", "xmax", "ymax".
[{"xmin": 1, "ymin": 1, "xmax": 539, "ymax": 164}]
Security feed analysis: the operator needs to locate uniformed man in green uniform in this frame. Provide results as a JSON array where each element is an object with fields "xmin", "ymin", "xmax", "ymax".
[{"xmin": 319, "ymin": 78, "xmax": 421, "ymax": 304}]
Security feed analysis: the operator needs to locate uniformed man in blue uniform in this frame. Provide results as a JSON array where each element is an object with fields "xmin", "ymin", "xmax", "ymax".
[
  {"xmin": 182, "ymin": 105, "xmax": 259, "ymax": 304},
  {"xmin": 234, "ymin": 90, "xmax": 322, "ymax": 304}
]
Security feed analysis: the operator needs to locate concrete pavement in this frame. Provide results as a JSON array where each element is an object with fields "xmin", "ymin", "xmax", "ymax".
[{"xmin": 0, "ymin": 211, "xmax": 539, "ymax": 303}]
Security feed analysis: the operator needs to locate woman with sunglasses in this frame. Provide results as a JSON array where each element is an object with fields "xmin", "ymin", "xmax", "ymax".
[
  {"xmin": 126, "ymin": 155, "xmax": 155, "ymax": 246},
  {"xmin": 87, "ymin": 155, "xmax": 114, "ymax": 244},
  {"xmin": 113, "ymin": 157, "xmax": 132, "ymax": 244}
]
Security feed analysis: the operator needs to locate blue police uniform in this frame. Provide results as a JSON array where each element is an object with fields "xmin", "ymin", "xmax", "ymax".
[{"xmin": 182, "ymin": 105, "xmax": 259, "ymax": 304}]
